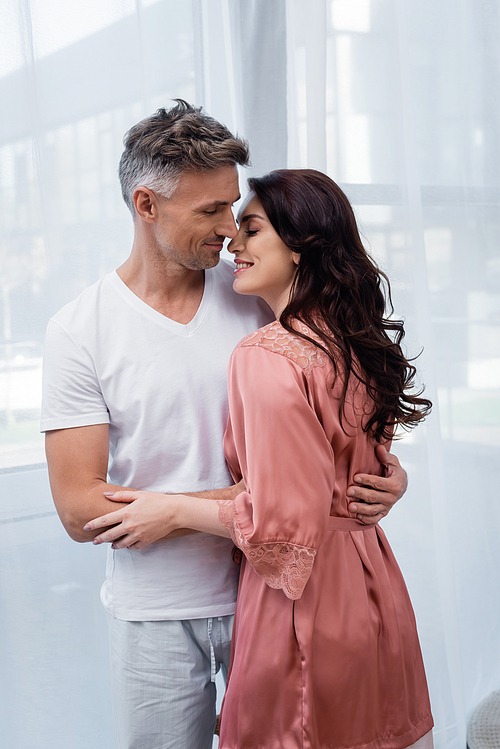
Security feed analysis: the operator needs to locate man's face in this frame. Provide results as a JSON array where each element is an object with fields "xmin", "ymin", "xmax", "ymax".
[{"xmin": 151, "ymin": 166, "xmax": 241, "ymax": 271}]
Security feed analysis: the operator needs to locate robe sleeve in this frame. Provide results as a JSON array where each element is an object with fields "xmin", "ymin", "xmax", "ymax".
[{"xmin": 219, "ymin": 344, "xmax": 336, "ymax": 600}]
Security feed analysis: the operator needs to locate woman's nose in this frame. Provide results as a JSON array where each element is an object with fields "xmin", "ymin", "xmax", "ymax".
[{"xmin": 227, "ymin": 236, "xmax": 241, "ymax": 254}]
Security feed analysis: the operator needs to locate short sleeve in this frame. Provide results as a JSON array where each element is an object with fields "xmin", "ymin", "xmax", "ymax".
[
  {"xmin": 220, "ymin": 344, "xmax": 336, "ymax": 599},
  {"xmin": 40, "ymin": 319, "xmax": 109, "ymax": 432}
]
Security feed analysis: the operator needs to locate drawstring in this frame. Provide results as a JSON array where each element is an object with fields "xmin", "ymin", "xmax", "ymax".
[{"xmin": 207, "ymin": 616, "xmax": 224, "ymax": 682}]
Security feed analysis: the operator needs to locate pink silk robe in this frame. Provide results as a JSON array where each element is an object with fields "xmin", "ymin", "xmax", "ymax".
[{"xmin": 218, "ymin": 321, "xmax": 433, "ymax": 749}]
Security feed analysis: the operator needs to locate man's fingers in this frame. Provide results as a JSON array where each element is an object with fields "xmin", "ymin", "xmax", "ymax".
[
  {"xmin": 347, "ymin": 474, "xmax": 399, "ymax": 503},
  {"xmin": 374, "ymin": 446, "xmax": 407, "ymax": 495},
  {"xmin": 348, "ymin": 501, "xmax": 387, "ymax": 518},
  {"xmin": 347, "ymin": 448, "xmax": 406, "ymax": 512},
  {"xmin": 375, "ymin": 444, "xmax": 400, "ymax": 468},
  {"xmin": 348, "ymin": 499, "xmax": 388, "ymax": 524},
  {"xmin": 350, "ymin": 473, "xmax": 393, "ymax": 493},
  {"xmin": 355, "ymin": 512, "xmax": 385, "ymax": 526}
]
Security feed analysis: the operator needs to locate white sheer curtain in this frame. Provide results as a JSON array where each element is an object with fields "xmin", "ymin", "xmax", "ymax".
[{"xmin": 1, "ymin": 1, "xmax": 499, "ymax": 747}]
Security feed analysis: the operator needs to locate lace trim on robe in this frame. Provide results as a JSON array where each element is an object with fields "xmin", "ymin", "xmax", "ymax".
[
  {"xmin": 238, "ymin": 320, "xmax": 330, "ymax": 376},
  {"xmin": 217, "ymin": 499, "xmax": 316, "ymax": 600}
]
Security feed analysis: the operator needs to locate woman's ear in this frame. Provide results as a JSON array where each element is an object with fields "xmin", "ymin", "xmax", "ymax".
[{"xmin": 292, "ymin": 252, "xmax": 301, "ymax": 266}]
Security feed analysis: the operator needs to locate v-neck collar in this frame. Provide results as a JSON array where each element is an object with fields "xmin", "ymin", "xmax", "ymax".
[{"xmin": 108, "ymin": 269, "xmax": 213, "ymax": 336}]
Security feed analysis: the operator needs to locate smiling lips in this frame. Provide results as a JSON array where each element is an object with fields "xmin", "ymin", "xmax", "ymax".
[{"xmin": 234, "ymin": 261, "xmax": 254, "ymax": 273}]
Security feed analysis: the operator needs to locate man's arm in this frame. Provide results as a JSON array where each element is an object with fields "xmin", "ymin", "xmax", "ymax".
[
  {"xmin": 45, "ymin": 424, "xmax": 242, "ymax": 543},
  {"xmin": 85, "ymin": 446, "xmax": 406, "ymax": 548},
  {"xmin": 83, "ymin": 442, "xmax": 405, "ymax": 546},
  {"xmin": 46, "ymin": 424, "xmax": 136, "ymax": 543},
  {"xmin": 347, "ymin": 445, "xmax": 407, "ymax": 525}
]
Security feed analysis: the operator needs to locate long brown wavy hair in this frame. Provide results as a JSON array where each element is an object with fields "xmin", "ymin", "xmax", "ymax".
[{"xmin": 248, "ymin": 169, "xmax": 432, "ymax": 442}]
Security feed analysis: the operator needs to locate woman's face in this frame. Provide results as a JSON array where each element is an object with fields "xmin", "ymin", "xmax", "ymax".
[{"xmin": 227, "ymin": 193, "xmax": 299, "ymax": 316}]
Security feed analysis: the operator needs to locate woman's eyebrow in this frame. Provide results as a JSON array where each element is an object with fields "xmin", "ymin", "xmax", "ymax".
[{"xmin": 239, "ymin": 213, "xmax": 265, "ymax": 223}]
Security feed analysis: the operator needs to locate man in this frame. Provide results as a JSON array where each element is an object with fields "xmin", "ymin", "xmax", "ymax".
[{"xmin": 42, "ymin": 100, "xmax": 407, "ymax": 749}]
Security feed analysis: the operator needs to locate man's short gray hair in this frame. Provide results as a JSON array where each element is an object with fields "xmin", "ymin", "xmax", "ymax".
[{"xmin": 118, "ymin": 100, "xmax": 250, "ymax": 215}]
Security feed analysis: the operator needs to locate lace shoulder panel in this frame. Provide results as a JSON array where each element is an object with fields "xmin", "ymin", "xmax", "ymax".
[{"xmin": 238, "ymin": 321, "xmax": 329, "ymax": 376}]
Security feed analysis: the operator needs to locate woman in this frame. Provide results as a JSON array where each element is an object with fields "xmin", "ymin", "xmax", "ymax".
[{"xmin": 88, "ymin": 169, "xmax": 433, "ymax": 749}]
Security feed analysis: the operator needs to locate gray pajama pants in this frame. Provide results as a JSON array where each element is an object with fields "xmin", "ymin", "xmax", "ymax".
[{"xmin": 108, "ymin": 614, "xmax": 234, "ymax": 749}]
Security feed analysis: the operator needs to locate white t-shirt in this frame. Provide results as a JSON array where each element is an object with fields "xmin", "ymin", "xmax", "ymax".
[{"xmin": 41, "ymin": 260, "xmax": 271, "ymax": 620}]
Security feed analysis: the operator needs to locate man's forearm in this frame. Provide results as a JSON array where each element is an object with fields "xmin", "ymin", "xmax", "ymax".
[
  {"xmin": 163, "ymin": 481, "xmax": 243, "ymax": 538},
  {"xmin": 52, "ymin": 479, "xmax": 136, "ymax": 543},
  {"xmin": 46, "ymin": 426, "xmax": 136, "ymax": 543},
  {"xmin": 59, "ymin": 481, "xmax": 241, "ymax": 544},
  {"xmin": 181, "ymin": 479, "xmax": 244, "ymax": 502}
]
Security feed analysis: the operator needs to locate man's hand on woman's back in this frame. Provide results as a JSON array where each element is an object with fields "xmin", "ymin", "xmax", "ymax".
[{"xmin": 347, "ymin": 446, "xmax": 408, "ymax": 525}]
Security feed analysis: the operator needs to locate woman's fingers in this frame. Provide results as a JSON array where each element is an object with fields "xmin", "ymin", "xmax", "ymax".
[
  {"xmin": 84, "ymin": 508, "xmax": 137, "ymax": 545},
  {"xmin": 125, "ymin": 540, "xmax": 144, "ymax": 550},
  {"xmin": 84, "ymin": 510, "xmax": 124, "ymax": 532},
  {"xmin": 85, "ymin": 491, "xmax": 176, "ymax": 549},
  {"xmin": 94, "ymin": 530, "xmax": 122, "ymax": 545},
  {"xmin": 84, "ymin": 493, "xmax": 143, "ymax": 544},
  {"xmin": 92, "ymin": 521, "xmax": 139, "ymax": 547},
  {"xmin": 92, "ymin": 522, "xmax": 129, "ymax": 545},
  {"xmin": 103, "ymin": 490, "xmax": 139, "ymax": 503},
  {"xmin": 92, "ymin": 524, "xmax": 139, "ymax": 548},
  {"xmin": 111, "ymin": 535, "xmax": 137, "ymax": 550}
]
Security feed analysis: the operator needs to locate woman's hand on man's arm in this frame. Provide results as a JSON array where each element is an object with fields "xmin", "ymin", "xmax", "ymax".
[
  {"xmin": 83, "ymin": 479, "xmax": 246, "ymax": 549},
  {"xmin": 347, "ymin": 446, "xmax": 407, "ymax": 525}
]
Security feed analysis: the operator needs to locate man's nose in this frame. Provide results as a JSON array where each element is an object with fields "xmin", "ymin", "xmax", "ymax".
[{"xmin": 217, "ymin": 210, "xmax": 238, "ymax": 240}]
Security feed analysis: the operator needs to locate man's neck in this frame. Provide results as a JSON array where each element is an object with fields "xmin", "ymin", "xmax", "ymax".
[{"xmin": 117, "ymin": 252, "xmax": 206, "ymax": 325}]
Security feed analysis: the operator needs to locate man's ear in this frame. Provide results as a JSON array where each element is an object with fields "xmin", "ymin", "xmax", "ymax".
[{"xmin": 133, "ymin": 187, "xmax": 157, "ymax": 223}]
